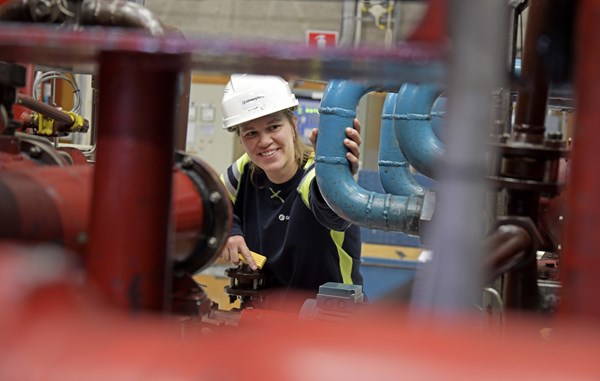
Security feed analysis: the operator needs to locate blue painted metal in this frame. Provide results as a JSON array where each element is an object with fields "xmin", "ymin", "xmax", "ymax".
[
  {"xmin": 315, "ymin": 79, "xmax": 424, "ymax": 234},
  {"xmin": 378, "ymin": 92, "xmax": 425, "ymax": 197},
  {"xmin": 394, "ymin": 83, "xmax": 445, "ymax": 179},
  {"xmin": 430, "ymin": 94, "xmax": 446, "ymax": 141},
  {"xmin": 361, "ymin": 257, "xmax": 419, "ymax": 301}
]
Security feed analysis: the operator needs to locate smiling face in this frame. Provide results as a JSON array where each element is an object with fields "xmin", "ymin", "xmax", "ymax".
[{"xmin": 238, "ymin": 111, "xmax": 298, "ymax": 184}]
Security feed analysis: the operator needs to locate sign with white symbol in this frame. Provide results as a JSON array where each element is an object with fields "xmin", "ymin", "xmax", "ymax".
[{"xmin": 306, "ymin": 30, "xmax": 338, "ymax": 49}]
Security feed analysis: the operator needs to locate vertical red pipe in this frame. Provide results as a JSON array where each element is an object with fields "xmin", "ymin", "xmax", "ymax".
[
  {"xmin": 87, "ymin": 50, "xmax": 189, "ymax": 312},
  {"xmin": 560, "ymin": 0, "xmax": 600, "ymax": 320}
]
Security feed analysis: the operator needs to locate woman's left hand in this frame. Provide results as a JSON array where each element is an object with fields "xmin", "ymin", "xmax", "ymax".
[{"xmin": 309, "ymin": 118, "xmax": 362, "ymax": 175}]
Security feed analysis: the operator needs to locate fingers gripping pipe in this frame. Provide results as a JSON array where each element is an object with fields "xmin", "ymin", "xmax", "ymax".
[
  {"xmin": 394, "ymin": 83, "xmax": 445, "ymax": 179},
  {"xmin": 379, "ymin": 92, "xmax": 425, "ymax": 196},
  {"xmin": 316, "ymin": 79, "xmax": 435, "ymax": 235}
]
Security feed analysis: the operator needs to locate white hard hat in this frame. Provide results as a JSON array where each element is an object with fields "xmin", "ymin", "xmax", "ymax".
[{"xmin": 221, "ymin": 74, "xmax": 299, "ymax": 131}]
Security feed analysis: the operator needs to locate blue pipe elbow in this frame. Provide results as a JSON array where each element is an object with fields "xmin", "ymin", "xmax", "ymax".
[
  {"xmin": 394, "ymin": 83, "xmax": 445, "ymax": 179},
  {"xmin": 378, "ymin": 92, "xmax": 425, "ymax": 196},
  {"xmin": 315, "ymin": 79, "xmax": 426, "ymax": 234}
]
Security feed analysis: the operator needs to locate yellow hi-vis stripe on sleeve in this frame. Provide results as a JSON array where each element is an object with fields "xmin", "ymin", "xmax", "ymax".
[
  {"xmin": 221, "ymin": 154, "xmax": 252, "ymax": 204},
  {"xmin": 298, "ymin": 168, "xmax": 316, "ymax": 208},
  {"xmin": 219, "ymin": 173, "xmax": 236, "ymax": 202},
  {"xmin": 330, "ymin": 230, "xmax": 353, "ymax": 284}
]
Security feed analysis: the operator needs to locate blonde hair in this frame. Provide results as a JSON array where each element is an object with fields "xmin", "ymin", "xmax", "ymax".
[{"xmin": 234, "ymin": 107, "xmax": 313, "ymax": 188}]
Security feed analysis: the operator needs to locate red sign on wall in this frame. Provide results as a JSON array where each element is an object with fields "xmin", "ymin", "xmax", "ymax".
[{"xmin": 306, "ymin": 30, "xmax": 339, "ymax": 49}]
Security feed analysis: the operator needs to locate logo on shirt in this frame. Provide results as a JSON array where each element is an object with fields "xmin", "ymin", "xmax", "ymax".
[{"xmin": 278, "ymin": 214, "xmax": 290, "ymax": 221}]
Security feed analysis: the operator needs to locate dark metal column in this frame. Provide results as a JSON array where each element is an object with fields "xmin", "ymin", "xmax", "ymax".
[{"xmin": 500, "ymin": 0, "xmax": 553, "ymax": 311}]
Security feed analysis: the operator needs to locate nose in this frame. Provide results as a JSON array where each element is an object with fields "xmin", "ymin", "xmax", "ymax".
[{"xmin": 257, "ymin": 132, "xmax": 272, "ymax": 147}]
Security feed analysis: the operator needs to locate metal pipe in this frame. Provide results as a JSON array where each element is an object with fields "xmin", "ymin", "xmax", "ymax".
[
  {"xmin": 560, "ymin": 0, "xmax": 600, "ymax": 321},
  {"xmin": 484, "ymin": 224, "xmax": 532, "ymax": 282},
  {"xmin": 80, "ymin": 0, "xmax": 165, "ymax": 36},
  {"xmin": 378, "ymin": 92, "xmax": 425, "ymax": 196},
  {"xmin": 0, "ymin": 0, "xmax": 62, "ymax": 22},
  {"xmin": 512, "ymin": 0, "xmax": 551, "ymax": 144},
  {"xmin": 16, "ymin": 93, "xmax": 74, "ymax": 125},
  {"xmin": 338, "ymin": 0, "xmax": 357, "ymax": 48},
  {"xmin": 315, "ymin": 79, "xmax": 434, "ymax": 235},
  {"xmin": 394, "ymin": 83, "xmax": 445, "ymax": 179},
  {"xmin": 86, "ymin": 50, "xmax": 188, "ymax": 312},
  {"xmin": 410, "ymin": 0, "xmax": 508, "ymax": 316},
  {"xmin": 500, "ymin": 0, "xmax": 552, "ymax": 311},
  {"xmin": 0, "ymin": 0, "xmax": 27, "ymax": 21},
  {"xmin": 0, "ymin": 164, "xmax": 211, "ymax": 262}
]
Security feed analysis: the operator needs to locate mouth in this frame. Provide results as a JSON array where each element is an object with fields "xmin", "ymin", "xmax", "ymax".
[{"xmin": 259, "ymin": 149, "xmax": 278, "ymax": 157}]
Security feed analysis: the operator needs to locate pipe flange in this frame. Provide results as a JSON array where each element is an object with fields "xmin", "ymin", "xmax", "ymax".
[{"xmin": 174, "ymin": 151, "xmax": 232, "ymax": 274}]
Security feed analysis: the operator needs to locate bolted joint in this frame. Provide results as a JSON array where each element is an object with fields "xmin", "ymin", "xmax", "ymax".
[{"xmin": 417, "ymin": 190, "xmax": 436, "ymax": 245}]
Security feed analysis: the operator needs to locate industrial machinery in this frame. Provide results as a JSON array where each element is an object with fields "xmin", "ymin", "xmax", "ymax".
[{"xmin": 1, "ymin": 0, "xmax": 600, "ymax": 380}]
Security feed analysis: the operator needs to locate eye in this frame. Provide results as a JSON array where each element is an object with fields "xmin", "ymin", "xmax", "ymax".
[
  {"xmin": 268, "ymin": 124, "xmax": 282, "ymax": 132},
  {"xmin": 242, "ymin": 130, "xmax": 257, "ymax": 139}
]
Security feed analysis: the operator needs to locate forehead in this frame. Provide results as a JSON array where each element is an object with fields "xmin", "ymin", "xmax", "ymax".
[{"xmin": 240, "ymin": 112, "xmax": 286, "ymax": 131}]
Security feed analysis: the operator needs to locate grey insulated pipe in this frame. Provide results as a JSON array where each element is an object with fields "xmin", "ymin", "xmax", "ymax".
[{"xmin": 315, "ymin": 79, "xmax": 435, "ymax": 236}]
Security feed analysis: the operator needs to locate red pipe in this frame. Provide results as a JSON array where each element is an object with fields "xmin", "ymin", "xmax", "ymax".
[
  {"xmin": 0, "ymin": 165, "xmax": 203, "ymax": 255},
  {"xmin": 87, "ymin": 51, "xmax": 190, "ymax": 312},
  {"xmin": 560, "ymin": 0, "xmax": 600, "ymax": 321}
]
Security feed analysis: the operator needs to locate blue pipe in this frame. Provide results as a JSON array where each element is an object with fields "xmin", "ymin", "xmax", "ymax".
[
  {"xmin": 315, "ymin": 79, "xmax": 430, "ymax": 234},
  {"xmin": 430, "ymin": 94, "xmax": 446, "ymax": 141},
  {"xmin": 378, "ymin": 92, "xmax": 425, "ymax": 196},
  {"xmin": 394, "ymin": 83, "xmax": 445, "ymax": 179}
]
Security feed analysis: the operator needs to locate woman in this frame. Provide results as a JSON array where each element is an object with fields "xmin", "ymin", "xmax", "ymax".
[{"xmin": 219, "ymin": 74, "xmax": 363, "ymax": 295}]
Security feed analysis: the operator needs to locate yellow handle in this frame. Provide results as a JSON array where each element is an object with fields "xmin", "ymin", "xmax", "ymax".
[{"xmin": 238, "ymin": 251, "xmax": 266, "ymax": 269}]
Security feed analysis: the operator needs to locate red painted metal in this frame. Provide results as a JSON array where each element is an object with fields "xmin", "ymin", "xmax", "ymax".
[
  {"xmin": 1, "ymin": 255, "xmax": 600, "ymax": 381},
  {"xmin": 11, "ymin": 63, "xmax": 34, "ymax": 122},
  {"xmin": 0, "ymin": 24, "xmax": 444, "ymax": 82},
  {"xmin": 86, "ymin": 50, "xmax": 190, "ymax": 312},
  {"xmin": 407, "ymin": 0, "xmax": 448, "ymax": 43},
  {"xmin": 0, "ymin": 136, "xmax": 36, "ymax": 170},
  {"xmin": 56, "ymin": 146, "xmax": 89, "ymax": 165},
  {"xmin": 560, "ymin": 0, "xmax": 600, "ymax": 321},
  {"xmin": 0, "ymin": 165, "xmax": 202, "ymax": 255},
  {"xmin": 0, "ymin": 165, "xmax": 90, "ymax": 251}
]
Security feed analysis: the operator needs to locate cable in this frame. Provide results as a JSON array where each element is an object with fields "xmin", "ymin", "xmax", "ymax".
[{"xmin": 32, "ymin": 71, "xmax": 82, "ymax": 114}]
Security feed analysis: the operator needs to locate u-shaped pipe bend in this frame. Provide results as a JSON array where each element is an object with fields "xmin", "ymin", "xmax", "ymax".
[
  {"xmin": 315, "ymin": 80, "xmax": 435, "ymax": 235},
  {"xmin": 394, "ymin": 83, "xmax": 445, "ymax": 179},
  {"xmin": 379, "ymin": 92, "xmax": 426, "ymax": 196}
]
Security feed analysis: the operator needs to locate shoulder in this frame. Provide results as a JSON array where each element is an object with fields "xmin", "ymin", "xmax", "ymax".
[{"xmin": 221, "ymin": 153, "xmax": 253, "ymax": 203}]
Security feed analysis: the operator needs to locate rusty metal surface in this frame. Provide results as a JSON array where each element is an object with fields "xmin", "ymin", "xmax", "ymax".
[{"xmin": 0, "ymin": 23, "xmax": 446, "ymax": 82}]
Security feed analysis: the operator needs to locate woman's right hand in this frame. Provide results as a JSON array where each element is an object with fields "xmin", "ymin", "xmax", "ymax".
[{"xmin": 220, "ymin": 235, "xmax": 258, "ymax": 270}]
